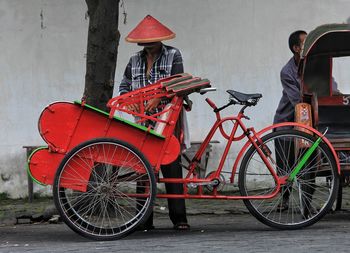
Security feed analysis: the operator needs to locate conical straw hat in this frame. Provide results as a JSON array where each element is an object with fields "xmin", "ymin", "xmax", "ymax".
[{"xmin": 126, "ymin": 15, "xmax": 175, "ymax": 43}]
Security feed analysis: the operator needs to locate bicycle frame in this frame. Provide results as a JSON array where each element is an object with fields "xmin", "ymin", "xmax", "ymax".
[
  {"xmin": 157, "ymin": 95, "xmax": 340, "ymax": 200},
  {"xmin": 158, "ymin": 98, "xmax": 284, "ymax": 200}
]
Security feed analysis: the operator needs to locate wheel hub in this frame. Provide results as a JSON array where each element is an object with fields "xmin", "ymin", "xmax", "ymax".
[{"xmin": 100, "ymin": 184, "xmax": 110, "ymax": 193}]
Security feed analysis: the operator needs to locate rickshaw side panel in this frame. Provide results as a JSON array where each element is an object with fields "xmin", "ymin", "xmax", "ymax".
[
  {"xmin": 39, "ymin": 102, "xmax": 82, "ymax": 151},
  {"xmin": 39, "ymin": 102, "xmax": 176, "ymax": 164},
  {"xmin": 28, "ymin": 142, "xmax": 151, "ymax": 189},
  {"xmin": 29, "ymin": 102, "xmax": 180, "ymax": 188},
  {"xmin": 28, "ymin": 147, "xmax": 64, "ymax": 185},
  {"xmin": 28, "ymin": 147, "xmax": 93, "ymax": 191}
]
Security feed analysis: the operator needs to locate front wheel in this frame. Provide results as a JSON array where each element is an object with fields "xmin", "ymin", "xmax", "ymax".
[
  {"xmin": 239, "ymin": 129, "xmax": 339, "ymax": 229},
  {"xmin": 53, "ymin": 138, "xmax": 156, "ymax": 240}
]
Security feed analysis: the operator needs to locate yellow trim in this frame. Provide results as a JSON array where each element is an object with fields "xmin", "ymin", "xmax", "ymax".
[{"xmin": 126, "ymin": 34, "xmax": 175, "ymax": 43}]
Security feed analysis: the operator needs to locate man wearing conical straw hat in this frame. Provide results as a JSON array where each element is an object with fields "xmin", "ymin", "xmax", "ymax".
[{"xmin": 119, "ymin": 15, "xmax": 189, "ymax": 230}]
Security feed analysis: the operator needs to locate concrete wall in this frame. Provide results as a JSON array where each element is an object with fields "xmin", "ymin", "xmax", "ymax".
[
  {"xmin": 0, "ymin": 0, "xmax": 349, "ymax": 197},
  {"xmin": 0, "ymin": 0, "xmax": 88, "ymax": 197}
]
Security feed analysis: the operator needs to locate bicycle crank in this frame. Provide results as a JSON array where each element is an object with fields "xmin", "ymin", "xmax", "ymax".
[{"xmin": 205, "ymin": 172, "xmax": 226, "ymax": 192}]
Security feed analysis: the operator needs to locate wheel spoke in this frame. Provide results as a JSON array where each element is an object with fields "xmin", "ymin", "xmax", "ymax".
[
  {"xmin": 239, "ymin": 130, "xmax": 338, "ymax": 229},
  {"xmin": 54, "ymin": 139, "xmax": 155, "ymax": 240}
]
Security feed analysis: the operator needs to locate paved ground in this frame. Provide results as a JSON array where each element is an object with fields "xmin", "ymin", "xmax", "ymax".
[
  {"xmin": 0, "ymin": 197, "xmax": 248, "ymax": 226},
  {"xmin": 2, "ymin": 197, "xmax": 350, "ymax": 252},
  {"xmin": 2, "ymin": 211, "xmax": 350, "ymax": 253}
]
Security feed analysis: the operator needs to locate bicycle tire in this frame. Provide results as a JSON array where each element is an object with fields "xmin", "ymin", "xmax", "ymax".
[
  {"xmin": 238, "ymin": 129, "xmax": 339, "ymax": 229},
  {"xmin": 53, "ymin": 138, "xmax": 156, "ymax": 240}
]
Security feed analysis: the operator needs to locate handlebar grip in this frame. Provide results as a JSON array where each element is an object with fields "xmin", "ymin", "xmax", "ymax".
[{"xmin": 205, "ymin": 98, "xmax": 217, "ymax": 110}]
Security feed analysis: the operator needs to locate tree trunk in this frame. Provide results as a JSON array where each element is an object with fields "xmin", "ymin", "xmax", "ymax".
[{"xmin": 83, "ymin": 0, "xmax": 120, "ymax": 111}]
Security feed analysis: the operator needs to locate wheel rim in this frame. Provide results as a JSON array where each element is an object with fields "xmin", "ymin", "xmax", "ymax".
[
  {"xmin": 56, "ymin": 141, "xmax": 154, "ymax": 238},
  {"xmin": 241, "ymin": 132, "xmax": 337, "ymax": 227}
]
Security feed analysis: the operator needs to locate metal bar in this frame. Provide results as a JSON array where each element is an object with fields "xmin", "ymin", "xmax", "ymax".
[{"xmin": 288, "ymin": 137, "xmax": 322, "ymax": 181}]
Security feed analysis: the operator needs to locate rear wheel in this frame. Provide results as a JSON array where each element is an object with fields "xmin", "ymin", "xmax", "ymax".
[
  {"xmin": 53, "ymin": 138, "xmax": 156, "ymax": 240},
  {"xmin": 239, "ymin": 129, "xmax": 339, "ymax": 229}
]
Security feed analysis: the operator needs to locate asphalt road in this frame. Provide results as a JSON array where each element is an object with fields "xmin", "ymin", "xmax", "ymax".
[{"xmin": 1, "ymin": 211, "xmax": 350, "ymax": 253}]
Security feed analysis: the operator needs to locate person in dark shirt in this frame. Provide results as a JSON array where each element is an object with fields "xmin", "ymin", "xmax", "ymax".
[
  {"xmin": 274, "ymin": 30, "xmax": 307, "ymax": 125},
  {"xmin": 119, "ymin": 15, "xmax": 189, "ymax": 230},
  {"xmin": 274, "ymin": 30, "xmax": 340, "ymax": 213},
  {"xmin": 274, "ymin": 30, "xmax": 307, "ymax": 211}
]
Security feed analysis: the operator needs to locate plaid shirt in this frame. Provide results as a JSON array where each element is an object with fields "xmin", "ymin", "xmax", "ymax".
[
  {"xmin": 119, "ymin": 44, "xmax": 184, "ymax": 126},
  {"xmin": 119, "ymin": 44, "xmax": 184, "ymax": 95}
]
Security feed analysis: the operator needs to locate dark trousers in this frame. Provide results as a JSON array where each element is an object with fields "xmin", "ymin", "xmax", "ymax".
[
  {"xmin": 275, "ymin": 139, "xmax": 295, "ymax": 200},
  {"xmin": 143, "ymin": 156, "xmax": 187, "ymax": 228}
]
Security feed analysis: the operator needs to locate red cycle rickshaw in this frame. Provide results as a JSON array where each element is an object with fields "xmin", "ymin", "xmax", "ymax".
[
  {"xmin": 28, "ymin": 73, "xmax": 339, "ymax": 240},
  {"xmin": 297, "ymin": 23, "xmax": 350, "ymax": 209}
]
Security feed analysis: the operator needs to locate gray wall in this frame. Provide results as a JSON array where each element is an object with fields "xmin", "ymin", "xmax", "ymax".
[{"xmin": 0, "ymin": 0, "xmax": 349, "ymax": 197}]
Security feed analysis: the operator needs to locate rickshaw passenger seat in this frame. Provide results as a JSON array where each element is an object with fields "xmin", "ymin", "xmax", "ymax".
[
  {"xmin": 74, "ymin": 101, "xmax": 165, "ymax": 139},
  {"xmin": 318, "ymin": 105, "xmax": 350, "ymax": 139}
]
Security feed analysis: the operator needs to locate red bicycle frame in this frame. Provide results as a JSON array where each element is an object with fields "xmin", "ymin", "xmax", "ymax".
[{"xmin": 157, "ymin": 97, "xmax": 340, "ymax": 200}]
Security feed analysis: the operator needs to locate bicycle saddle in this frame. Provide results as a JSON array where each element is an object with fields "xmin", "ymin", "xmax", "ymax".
[{"xmin": 227, "ymin": 90, "xmax": 262, "ymax": 105}]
